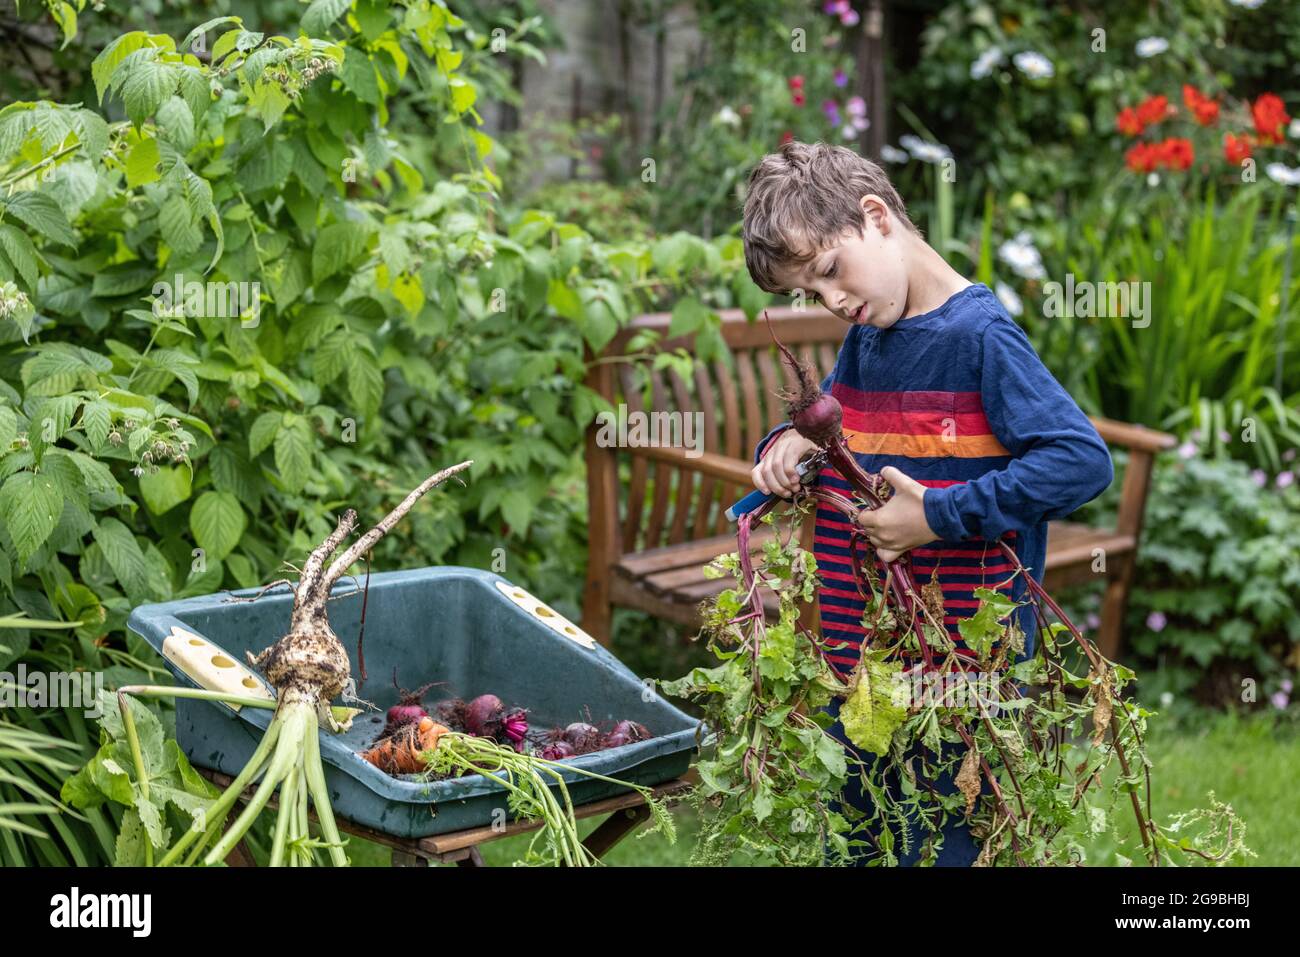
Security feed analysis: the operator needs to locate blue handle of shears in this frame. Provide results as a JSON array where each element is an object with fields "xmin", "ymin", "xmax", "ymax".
[{"xmin": 725, "ymin": 459, "xmax": 816, "ymax": 522}]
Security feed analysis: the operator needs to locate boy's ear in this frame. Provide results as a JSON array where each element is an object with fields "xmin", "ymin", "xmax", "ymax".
[{"xmin": 859, "ymin": 193, "xmax": 892, "ymax": 236}]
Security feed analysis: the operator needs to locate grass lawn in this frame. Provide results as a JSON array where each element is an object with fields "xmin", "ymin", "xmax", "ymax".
[{"xmin": 345, "ymin": 706, "xmax": 1296, "ymax": 866}]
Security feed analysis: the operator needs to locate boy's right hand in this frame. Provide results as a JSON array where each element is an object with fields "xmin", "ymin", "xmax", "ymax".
[{"xmin": 752, "ymin": 428, "xmax": 820, "ymax": 499}]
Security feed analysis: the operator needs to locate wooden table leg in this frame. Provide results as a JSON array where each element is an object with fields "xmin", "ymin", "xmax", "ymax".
[
  {"xmin": 582, "ymin": 804, "xmax": 652, "ymax": 860},
  {"xmin": 454, "ymin": 846, "xmax": 486, "ymax": 867},
  {"xmin": 392, "ymin": 849, "xmax": 429, "ymax": 867}
]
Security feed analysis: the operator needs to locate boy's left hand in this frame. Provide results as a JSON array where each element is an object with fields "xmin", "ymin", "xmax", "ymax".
[{"xmin": 855, "ymin": 466, "xmax": 938, "ymax": 563}]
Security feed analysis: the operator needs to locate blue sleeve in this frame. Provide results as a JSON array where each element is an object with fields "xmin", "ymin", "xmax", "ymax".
[
  {"xmin": 922, "ymin": 315, "xmax": 1114, "ymax": 541},
  {"xmin": 752, "ymin": 371, "xmax": 834, "ymax": 463}
]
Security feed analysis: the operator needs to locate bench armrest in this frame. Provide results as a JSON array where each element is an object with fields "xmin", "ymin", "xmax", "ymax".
[
  {"xmin": 630, "ymin": 446, "xmax": 755, "ymax": 485},
  {"xmin": 1087, "ymin": 416, "xmax": 1178, "ymax": 454}
]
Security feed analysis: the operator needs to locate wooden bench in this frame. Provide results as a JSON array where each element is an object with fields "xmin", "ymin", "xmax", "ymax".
[{"xmin": 580, "ymin": 304, "xmax": 1177, "ymax": 661}]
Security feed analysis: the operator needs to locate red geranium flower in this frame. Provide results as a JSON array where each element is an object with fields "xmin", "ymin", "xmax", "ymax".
[
  {"xmin": 1182, "ymin": 84, "xmax": 1220, "ymax": 126},
  {"xmin": 1116, "ymin": 106, "xmax": 1144, "ymax": 137},
  {"xmin": 1136, "ymin": 94, "xmax": 1173, "ymax": 127},
  {"xmin": 1125, "ymin": 142, "xmax": 1161, "ymax": 173},
  {"xmin": 780, "ymin": 130, "xmax": 794, "ymax": 145},
  {"xmin": 792, "ymin": 90, "xmax": 806, "ymax": 107},
  {"xmin": 1158, "ymin": 137, "xmax": 1194, "ymax": 171},
  {"xmin": 1251, "ymin": 93, "xmax": 1290, "ymax": 145},
  {"xmin": 788, "ymin": 75, "xmax": 804, "ymax": 90},
  {"xmin": 1224, "ymin": 132, "xmax": 1253, "ymax": 165}
]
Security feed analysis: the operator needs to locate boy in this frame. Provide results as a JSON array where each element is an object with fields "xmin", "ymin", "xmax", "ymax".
[{"xmin": 741, "ymin": 141, "xmax": 1114, "ymax": 865}]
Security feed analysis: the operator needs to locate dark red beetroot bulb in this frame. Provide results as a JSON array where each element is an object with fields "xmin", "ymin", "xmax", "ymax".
[
  {"xmin": 464, "ymin": 694, "xmax": 505, "ymax": 738},
  {"xmin": 561, "ymin": 722, "xmax": 602, "ymax": 754}
]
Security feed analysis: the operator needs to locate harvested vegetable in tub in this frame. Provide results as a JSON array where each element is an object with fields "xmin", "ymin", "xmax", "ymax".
[{"xmin": 361, "ymin": 707, "xmax": 674, "ymax": 866}]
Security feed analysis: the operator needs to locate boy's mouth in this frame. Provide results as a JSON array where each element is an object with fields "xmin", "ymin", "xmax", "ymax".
[{"xmin": 846, "ymin": 303, "xmax": 866, "ymax": 323}]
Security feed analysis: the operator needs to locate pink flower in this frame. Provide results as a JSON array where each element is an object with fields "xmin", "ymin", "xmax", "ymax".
[
  {"xmin": 1282, "ymin": 679, "xmax": 1294, "ymax": 694},
  {"xmin": 834, "ymin": 67, "xmax": 848, "ymax": 88},
  {"xmin": 1284, "ymin": 448, "xmax": 1296, "ymax": 462},
  {"xmin": 1176, "ymin": 440, "xmax": 1198, "ymax": 459},
  {"xmin": 1251, "ymin": 469, "xmax": 1268, "ymax": 487},
  {"xmin": 1086, "ymin": 612, "xmax": 1101, "ymax": 630},
  {"xmin": 1278, "ymin": 471, "xmax": 1295, "ymax": 489},
  {"xmin": 840, "ymin": 8, "xmax": 860, "ymax": 26},
  {"xmin": 1146, "ymin": 611, "xmax": 1167, "ymax": 632},
  {"xmin": 1271, "ymin": 691, "xmax": 1290, "ymax": 710},
  {"xmin": 1217, "ymin": 429, "xmax": 1231, "ymax": 442}
]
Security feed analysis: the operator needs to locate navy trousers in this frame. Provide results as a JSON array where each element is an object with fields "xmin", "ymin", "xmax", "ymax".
[{"xmin": 821, "ymin": 694, "xmax": 990, "ymax": 866}]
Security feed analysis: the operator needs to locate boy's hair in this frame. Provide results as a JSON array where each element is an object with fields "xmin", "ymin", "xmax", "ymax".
[{"xmin": 742, "ymin": 140, "xmax": 921, "ymax": 295}]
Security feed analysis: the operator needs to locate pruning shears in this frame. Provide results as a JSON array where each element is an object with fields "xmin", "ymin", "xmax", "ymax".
[{"xmin": 725, "ymin": 450, "xmax": 827, "ymax": 522}]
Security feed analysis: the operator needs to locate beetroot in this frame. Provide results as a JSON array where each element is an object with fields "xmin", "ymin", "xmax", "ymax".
[
  {"xmin": 382, "ymin": 676, "xmax": 439, "ymax": 737},
  {"xmin": 602, "ymin": 720, "xmax": 650, "ymax": 749},
  {"xmin": 503, "ymin": 708, "xmax": 529, "ymax": 744},
  {"xmin": 559, "ymin": 722, "xmax": 602, "ymax": 754},
  {"xmin": 464, "ymin": 693, "xmax": 505, "ymax": 738},
  {"xmin": 537, "ymin": 740, "xmax": 575, "ymax": 761}
]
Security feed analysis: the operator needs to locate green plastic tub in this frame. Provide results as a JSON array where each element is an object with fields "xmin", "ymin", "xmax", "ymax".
[{"xmin": 126, "ymin": 566, "xmax": 701, "ymax": 839}]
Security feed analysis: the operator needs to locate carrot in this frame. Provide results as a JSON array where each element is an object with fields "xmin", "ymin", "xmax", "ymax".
[{"xmin": 361, "ymin": 716, "xmax": 449, "ymax": 775}]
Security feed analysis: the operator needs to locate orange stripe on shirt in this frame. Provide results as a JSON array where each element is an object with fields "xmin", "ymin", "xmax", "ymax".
[{"xmin": 842, "ymin": 428, "xmax": 1011, "ymax": 458}]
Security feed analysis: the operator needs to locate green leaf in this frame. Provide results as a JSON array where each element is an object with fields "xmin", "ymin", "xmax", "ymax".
[
  {"xmin": 668, "ymin": 297, "xmax": 711, "ymax": 338},
  {"xmin": 312, "ymin": 328, "xmax": 351, "ymax": 385},
  {"xmin": 0, "ymin": 224, "xmax": 40, "ymax": 288},
  {"xmin": 92, "ymin": 517, "xmax": 152, "ymax": 600},
  {"xmin": 301, "ymin": 0, "xmax": 352, "ymax": 35},
  {"xmin": 120, "ymin": 57, "xmax": 177, "ymax": 127},
  {"xmin": 92, "ymin": 31, "xmax": 150, "ymax": 104},
  {"xmin": 273, "ymin": 415, "xmax": 314, "ymax": 493},
  {"xmin": 345, "ymin": 352, "xmax": 383, "ymax": 419},
  {"xmin": 0, "ymin": 405, "xmax": 17, "ymax": 452},
  {"xmin": 0, "ymin": 470, "xmax": 62, "ymax": 563},
  {"xmin": 125, "ymin": 135, "xmax": 161, "ymax": 187},
  {"xmin": 339, "ymin": 46, "xmax": 381, "ymax": 104},
  {"xmin": 190, "ymin": 490, "xmax": 246, "ymax": 562},
  {"xmin": 312, "ymin": 221, "xmax": 371, "ymax": 284},
  {"xmin": 547, "ymin": 278, "xmax": 582, "ymax": 321},
  {"xmin": 114, "ymin": 809, "xmax": 147, "ymax": 866},
  {"xmin": 1, "ymin": 191, "xmax": 76, "ymax": 247},
  {"xmin": 248, "ymin": 411, "xmax": 281, "ymax": 457},
  {"xmin": 137, "ymin": 463, "xmax": 191, "ymax": 515},
  {"xmin": 499, "ymin": 488, "xmax": 534, "ymax": 536}
]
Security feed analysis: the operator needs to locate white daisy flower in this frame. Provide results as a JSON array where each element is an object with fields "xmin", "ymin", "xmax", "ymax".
[
  {"xmin": 1012, "ymin": 51, "xmax": 1054, "ymax": 79},
  {"xmin": 714, "ymin": 106, "xmax": 741, "ymax": 127},
  {"xmin": 995, "ymin": 281, "xmax": 1023, "ymax": 316},
  {"xmin": 1289, "ymin": 118, "xmax": 1300, "ymax": 139},
  {"xmin": 997, "ymin": 231, "xmax": 1046, "ymax": 281},
  {"xmin": 1227, "ymin": 0, "xmax": 1266, "ymax": 8},
  {"xmin": 880, "ymin": 144, "xmax": 910, "ymax": 164},
  {"xmin": 1266, "ymin": 162, "xmax": 1300, "ymax": 186},
  {"xmin": 970, "ymin": 47, "xmax": 1005, "ymax": 80},
  {"xmin": 1135, "ymin": 36, "xmax": 1169, "ymax": 58},
  {"xmin": 899, "ymin": 133, "xmax": 951, "ymax": 164}
]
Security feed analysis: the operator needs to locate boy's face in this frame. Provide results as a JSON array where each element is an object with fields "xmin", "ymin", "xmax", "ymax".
[{"xmin": 771, "ymin": 194, "xmax": 911, "ymax": 329}]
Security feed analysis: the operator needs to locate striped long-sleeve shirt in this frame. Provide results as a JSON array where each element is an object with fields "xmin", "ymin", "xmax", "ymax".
[{"xmin": 754, "ymin": 283, "xmax": 1113, "ymax": 677}]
